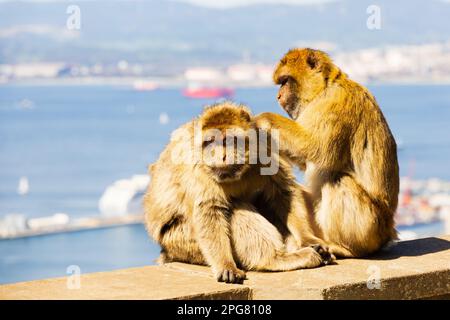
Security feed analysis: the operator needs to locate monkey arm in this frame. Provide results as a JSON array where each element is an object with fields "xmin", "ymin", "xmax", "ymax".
[
  {"xmin": 255, "ymin": 112, "xmax": 317, "ymax": 166},
  {"xmin": 192, "ymin": 200, "xmax": 246, "ymax": 282},
  {"xmin": 255, "ymin": 112, "xmax": 351, "ymax": 171}
]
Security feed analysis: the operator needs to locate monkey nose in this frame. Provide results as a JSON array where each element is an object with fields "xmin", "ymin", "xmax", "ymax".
[{"xmin": 277, "ymin": 93, "xmax": 281, "ymax": 100}]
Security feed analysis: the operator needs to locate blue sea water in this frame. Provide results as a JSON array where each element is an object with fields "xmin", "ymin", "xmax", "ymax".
[
  {"xmin": 0, "ymin": 84, "xmax": 449, "ymax": 284},
  {"xmin": 0, "ymin": 224, "xmax": 154, "ymax": 284}
]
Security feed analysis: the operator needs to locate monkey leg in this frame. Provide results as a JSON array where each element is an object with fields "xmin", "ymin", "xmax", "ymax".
[
  {"xmin": 157, "ymin": 203, "xmax": 331, "ymax": 271},
  {"xmin": 316, "ymin": 175, "xmax": 397, "ymax": 258},
  {"xmin": 230, "ymin": 202, "xmax": 329, "ymax": 271},
  {"xmin": 158, "ymin": 219, "xmax": 207, "ymax": 266},
  {"xmin": 260, "ymin": 181, "xmax": 328, "ymax": 250}
]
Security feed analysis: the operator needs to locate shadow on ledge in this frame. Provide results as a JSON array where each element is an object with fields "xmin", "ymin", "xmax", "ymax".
[{"xmin": 370, "ymin": 236, "xmax": 450, "ymax": 260}]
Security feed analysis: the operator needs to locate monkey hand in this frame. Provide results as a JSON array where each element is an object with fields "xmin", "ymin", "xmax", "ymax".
[
  {"xmin": 255, "ymin": 112, "xmax": 297, "ymax": 131},
  {"xmin": 310, "ymin": 244, "xmax": 336, "ymax": 265},
  {"xmin": 254, "ymin": 112, "xmax": 303, "ymax": 146},
  {"xmin": 215, "ymin": 265, "xmax": 247, "ymax": 284},
  {"xmin": 254, "ymin": 112, "xmax": 280, "ymax": 131}
]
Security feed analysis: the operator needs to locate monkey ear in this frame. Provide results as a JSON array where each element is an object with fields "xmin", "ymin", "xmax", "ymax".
[
  {"xmin": 239, "ymin": 105, "xmax": 252, "ymax": 122},
  {"xmin": 306, "ymin": 51, "xmax": 319, "ymax": 69},
  {"xmin": 241, "ymin": 110, "xmax": 251, "ymax": 122}
]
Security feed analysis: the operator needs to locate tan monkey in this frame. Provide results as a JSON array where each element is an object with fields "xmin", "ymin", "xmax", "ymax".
[
  {"xmin": 255, "ymin": 48, "xmax": 399, "ymax": 258},
  {"xmin": 144, "ymin": 102, "xmax": 333, "ymax": 284}
]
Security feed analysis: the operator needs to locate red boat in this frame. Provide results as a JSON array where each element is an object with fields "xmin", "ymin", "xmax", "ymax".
[{"xmin": 182, "ymin": 87, "xmax": 234, "ymax": 99}]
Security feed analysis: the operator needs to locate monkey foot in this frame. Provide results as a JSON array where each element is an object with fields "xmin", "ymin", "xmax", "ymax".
[
  {"xmin": 311, "ymin": 244, "xmax": 336, "ymax": 265},
  {"xmin": 215, "ymin": 268, "xmax": 247, "ymax": 284}
]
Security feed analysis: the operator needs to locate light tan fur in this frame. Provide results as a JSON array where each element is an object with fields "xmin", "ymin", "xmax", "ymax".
[
  {"xmin": 144, "ymin": 102, "xmax": 333, "ymax": 284},
  {"xmin": 255, "ymin": 48, "xmax": 399, "ymax": 258}
]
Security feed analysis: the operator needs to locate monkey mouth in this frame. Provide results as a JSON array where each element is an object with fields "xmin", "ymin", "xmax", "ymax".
[
  {"xmin": 212, "ymin": 165, "xmax": 246, "ymax": 182},
  {"xmin": 281, "ymin": 101, "xmax": 301, "ymax": 120}
]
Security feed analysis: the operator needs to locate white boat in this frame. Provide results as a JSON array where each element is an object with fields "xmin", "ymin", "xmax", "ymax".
[
  {"xmin": 133, "ymin": 80, "xmax": 158, "ymax": 91},
  {"xmin": 17, "ymin": 177, "xmax": 29, "ymax": 195},
  {"xmin": 98, "ymin": 175, "xmax": 150, "ymax": 216}
]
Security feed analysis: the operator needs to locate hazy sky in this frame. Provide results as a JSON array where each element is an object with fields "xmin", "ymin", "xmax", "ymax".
[
  {"xmin": 0, "ymin": 0, "xmax": 448, "ymax": 9},
  {"xmin": 175, "ymin": 0, "xmax": 336, "ymax": 8},
  {"xmin": 0, "ymin": 0, "xmax": 336, "ymax": 6},
  {"xmin": 178, "ymin": 0, "xmax": 449, "ymax": 7}
]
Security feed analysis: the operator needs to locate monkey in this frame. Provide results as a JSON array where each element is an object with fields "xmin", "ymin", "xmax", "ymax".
[
  {"xmin": 255, "ymin": 48, "xmax": 399, "ymax": 258},
  {"xmin": 144, "ymin": 102, "xmax": 333, "ymax": 284}
]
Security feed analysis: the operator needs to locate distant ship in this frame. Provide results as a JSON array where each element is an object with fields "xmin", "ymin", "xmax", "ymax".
[
  {"xmin": 17, "ymin": 177, "xmax": 29, "ymax": 196},
  {"xmin": 133, "ymin": 80, "xmax": 158, "ymax": 91},
  {"xmin": 0, "ymin": 175, "xmax": 150, "ymax": 239},
  {"xmin": 182, "ymin": 86, "xmax": 234, "ymax": 99}
]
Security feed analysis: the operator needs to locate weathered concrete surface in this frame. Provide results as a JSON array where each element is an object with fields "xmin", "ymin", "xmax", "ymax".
[
  {"xmin": 254, "ymin": 235, "xmax": 450, "ymax": 299},
  {"xmin": 0, "ymin": 265, "xmax": 251, "ymax": 300},
  {"xmin": 1, "ymin": 236, "xmax": 449, "ymax": 300},
  {"xmin": 154, "ymin": 235, "xmax": 450, "ymax": 300}
]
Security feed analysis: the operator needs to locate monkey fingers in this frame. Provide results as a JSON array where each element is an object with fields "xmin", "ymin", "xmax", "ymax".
[
  {"xmin": 216, "ymin": 267, "xmax": 246, "ymax": 284},
  {"xmin": 254, "ymin": 114, "xmax": 274, "ymax": 131},
  {"xmin": 255, "ymin": 112, "xmax": 297, "ymax": 130},
  {"xmin": 254, "ymin": 112, "xmax": 284, "ymax": 132}
]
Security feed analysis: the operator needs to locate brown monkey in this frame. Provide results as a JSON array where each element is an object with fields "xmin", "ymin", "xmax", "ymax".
[
  {"xmin": 255, "ymin": 48, "xmax": 399, "ymax": 258},
  {"xmin": 144, "ymin": 102, "xmax": 333, "ymax": 284}
]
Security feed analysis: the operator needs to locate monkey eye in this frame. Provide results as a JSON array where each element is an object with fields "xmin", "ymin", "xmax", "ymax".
[
  {"xmin": 202, "ymin": 136, "xmax": 215, "ymax": 147},
  {"xmin": 279, "ymin": 76, "xmax": 289, "ymax": 86}
]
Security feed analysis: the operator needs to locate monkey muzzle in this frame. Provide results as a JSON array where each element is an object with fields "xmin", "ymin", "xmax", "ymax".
[{"xmin": 211, "ymin": 164, "xmax": 246, "ymax": 182}]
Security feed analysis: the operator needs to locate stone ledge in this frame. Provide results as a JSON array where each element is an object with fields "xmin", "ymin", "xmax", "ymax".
[
  {"xmin": 1, "ymin": 236, "xmax": 449, "ymax": 300},
  {"xmin": 0, "ymin": 265, "xmax": 252, "ymax": 300}
]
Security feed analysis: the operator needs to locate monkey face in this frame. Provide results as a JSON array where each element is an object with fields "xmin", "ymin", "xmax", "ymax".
[
  {"xmin": 273, "ymin": 48, "xmax": 334, "ymax": 119},
  {"xmin": 201, "ymin": 130, "xmax": 251, "ymax": 183},
  {"xmin": 277, "ymin": 76, "xmax": 301, "ymax": 119},
  {"xmin": 197, "ymin": 103, "xmax": 256, "ymax": 183}
]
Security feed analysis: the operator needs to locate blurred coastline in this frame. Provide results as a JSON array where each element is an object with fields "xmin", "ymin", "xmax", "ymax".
[{"xmin": 3, "ymin": 41, "xmax": 450, "ymax": 87}]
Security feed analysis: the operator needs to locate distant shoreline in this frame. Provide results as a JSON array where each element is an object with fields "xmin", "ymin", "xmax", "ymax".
[
  {"xmin": 2, "ymin": 77, "xmax": 450, "ymax": 88},
  {"xmin": 1, "ymin": 219, "xmax": 444, "ymax": 242},
  {"xmin": 0, "ymin": 214, "xmax": 144, "ymax": 241}
]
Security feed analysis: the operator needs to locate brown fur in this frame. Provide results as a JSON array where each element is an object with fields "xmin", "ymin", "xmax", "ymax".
[
  {"xmin": 144, "ymin": 102, "xmax": 333, "ymax": 284},
  {"xmin": 255, "ymin": 48, "xmax": 399, "ymax": 258}
]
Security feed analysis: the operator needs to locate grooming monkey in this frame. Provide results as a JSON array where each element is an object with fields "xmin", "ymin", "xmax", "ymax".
[
  {"xmin": 144, "ymin": 102, "xmax": 333, "ymax": 284},
  {"xmin": 255, "ymin": 48, "xmax": 399, "ymax": 258}
]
